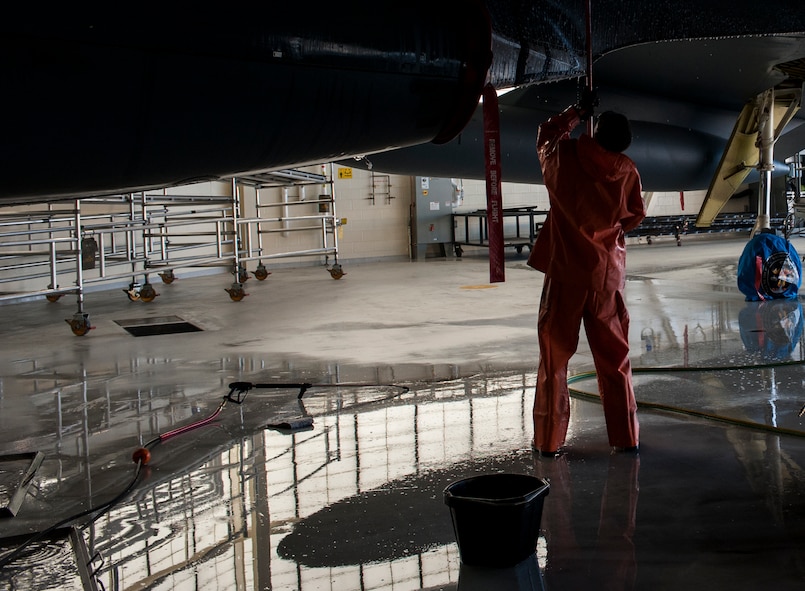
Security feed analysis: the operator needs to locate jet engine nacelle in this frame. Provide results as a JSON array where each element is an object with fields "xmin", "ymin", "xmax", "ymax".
[{"xmin": 0, "ymin": 3, "xmax": 491, "ymax": 203}]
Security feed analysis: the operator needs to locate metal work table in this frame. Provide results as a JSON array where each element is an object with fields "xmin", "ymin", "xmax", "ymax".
[{"xmin": 452, "ymin": 207, "xmax": 548, "ymax": 257}]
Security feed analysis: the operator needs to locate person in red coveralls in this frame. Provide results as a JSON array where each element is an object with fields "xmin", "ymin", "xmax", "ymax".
[{"xmin": 528, "ymin": 91, "xmax": 645, "ymax": 457}]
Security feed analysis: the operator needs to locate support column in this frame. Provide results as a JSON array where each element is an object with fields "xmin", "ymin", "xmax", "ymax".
[{"xmin": 753, "ymin": 90, "xmax": 775, "ymax": 235}]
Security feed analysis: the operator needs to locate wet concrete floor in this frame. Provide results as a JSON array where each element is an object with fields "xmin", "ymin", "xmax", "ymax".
[{"xmin": 1, "ymin": 235, "xmax": 805, "ymax": 590}]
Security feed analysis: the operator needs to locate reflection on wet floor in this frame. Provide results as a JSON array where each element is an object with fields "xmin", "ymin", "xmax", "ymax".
[
  {"xmin": 1, "ymin": 238, "xmax": 805, "ymax": 590},
  {"xmin": 3, "ymin": 364, "xmax": 805, "ymax": 590},
  {"xmin": 2, "ymin": 370, "xmax": 537, "ymax": 590}
]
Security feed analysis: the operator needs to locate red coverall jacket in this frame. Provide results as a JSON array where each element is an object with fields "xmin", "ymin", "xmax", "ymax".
[
  {"xmin": 527, "ymin": 107, "xmax": 645, "ymax": 289},
  {"xmin": 527, "ymin": 107, "xmax": 646, "ymax": 452}
]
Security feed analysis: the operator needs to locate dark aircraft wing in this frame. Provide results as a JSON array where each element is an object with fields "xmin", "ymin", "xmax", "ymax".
[{"xmin": 349, "ymin": 35, "xmax": 805, "ymax": 195}]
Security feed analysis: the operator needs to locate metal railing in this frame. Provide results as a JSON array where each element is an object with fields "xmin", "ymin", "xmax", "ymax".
[{"xmin": 0, "ymin": 167, "xmax": 340, "ymax": 331}]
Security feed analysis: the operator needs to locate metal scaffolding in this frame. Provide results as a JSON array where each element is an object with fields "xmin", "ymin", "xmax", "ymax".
[
  {"xmin": 0, "ymin": 167, "xmax": 342, "ymax": 335},
  {"xmin": 234, "ymin": 165, "xmax": 342, "ymax": 281}
]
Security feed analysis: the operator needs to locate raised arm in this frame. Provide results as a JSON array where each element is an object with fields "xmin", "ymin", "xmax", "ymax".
[{"xmin": 537, "ymin": 106, "xmax": 581, "ymax": 166}]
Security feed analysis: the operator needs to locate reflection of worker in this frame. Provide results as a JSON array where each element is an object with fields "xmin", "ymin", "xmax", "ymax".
[
  {"xmin": 527, "ymin": 93, "xmax": 645, "ymax": 456},
  {"xmin": 535, "ymin": 453, "xmax": 640, "ymax": 590}
]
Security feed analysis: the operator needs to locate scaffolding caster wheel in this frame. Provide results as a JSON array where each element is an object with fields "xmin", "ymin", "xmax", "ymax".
[
  {"xmin": 139, "ymin": 283, "xmax": 158, "ymax": 302},
  {"xmin": 253, "ymin": 264, "xmax": 271, "ymax": 281},
  {"xmin": 124, "ymin": 283, "xmax": 141, "ymax": 301},
  {"xmin": 66, "ymin": 313, "xmax": 92, "ymax": 336},
  {"xmin": 159, "ymin": 270, "xmax": 176, "ymax": 284},
  {"xmin": 328, "ymin": 264, "xmax": 346, "ymax": 280},
  {"xmin": 235, "ymin": 265, "xmax": 250, "ymax": 283},
  {"xmin": 225, "ymin": 283, "xmax": 248, "ymax": 301}
]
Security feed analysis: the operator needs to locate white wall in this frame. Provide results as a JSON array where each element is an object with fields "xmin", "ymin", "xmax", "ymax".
[
  {"xmin": 244, "ymin": 170, "xmax": 733, "ymax": 265},
  {"xmin": 235, "ymin": 165, "xmax": 415, "ymax": 266},
  {"xmin": 457, "ymin": 178, "xmax": 712, "ymax": 219},
  {"xmin": 329, "ymin": 167, "xmax": 413, "ymax": 262},
  {"xmin": 0, "ymin": 159, "xmax": 751, "ymax": 299}
]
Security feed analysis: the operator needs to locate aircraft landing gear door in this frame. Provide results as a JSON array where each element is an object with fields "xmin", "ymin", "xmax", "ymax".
[{"xmin": 413, "ymin": 176, "xmax": 458, "ymax": 260}]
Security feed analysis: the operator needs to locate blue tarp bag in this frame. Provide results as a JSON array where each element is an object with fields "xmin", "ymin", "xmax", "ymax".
[
  {"xmin": 738, "ymin": 300, "xmax": 803, "ymax": 359},
  {"xmin": 737, "ymin": 231, "xmax": 801, "ymax": 301}
]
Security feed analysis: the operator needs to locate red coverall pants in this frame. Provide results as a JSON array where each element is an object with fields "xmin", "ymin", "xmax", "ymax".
[{"xmin": 533, "ymin": 277, "xmax": 639, "ymax": 452}]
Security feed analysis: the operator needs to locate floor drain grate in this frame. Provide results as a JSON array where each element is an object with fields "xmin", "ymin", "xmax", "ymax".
[{"xmin": 114, "ymin": 316, "xmax": 202, "ymax": 337}]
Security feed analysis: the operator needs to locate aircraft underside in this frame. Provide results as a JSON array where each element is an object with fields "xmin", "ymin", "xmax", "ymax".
[{"xmin": 0, "ymin": 0, "xmax": 803, "ymax": 221}]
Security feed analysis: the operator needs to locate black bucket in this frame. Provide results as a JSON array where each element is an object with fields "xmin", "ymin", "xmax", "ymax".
[{"xmin": 444, "ymin": 473, "xmax": 550, "ymax": 568}]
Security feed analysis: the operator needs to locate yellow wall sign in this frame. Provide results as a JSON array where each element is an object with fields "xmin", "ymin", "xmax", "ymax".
[{"xmin": 338, "ymin": 167, "xmax": 353, "ymax": 179}]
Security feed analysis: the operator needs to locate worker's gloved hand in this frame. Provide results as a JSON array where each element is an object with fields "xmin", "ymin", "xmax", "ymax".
[{"xmin": 575, "ymin": 87, "xmax": 599, "ymax": 121}]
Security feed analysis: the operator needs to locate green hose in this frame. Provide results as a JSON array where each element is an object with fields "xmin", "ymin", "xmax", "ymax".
[{"xmin": 566, "ymin": 360, "xmax": 805, "ymax": 438}]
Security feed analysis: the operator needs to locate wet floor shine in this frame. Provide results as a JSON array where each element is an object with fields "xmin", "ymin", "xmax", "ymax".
[{"xmin": 2, "ymin": 236, "xmax": 805, "ymax": 590}]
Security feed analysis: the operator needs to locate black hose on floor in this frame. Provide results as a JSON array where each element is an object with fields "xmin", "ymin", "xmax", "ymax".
[{"xmin": 567, "ymin": 359, "xmax": 805, "ymax": 438}]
